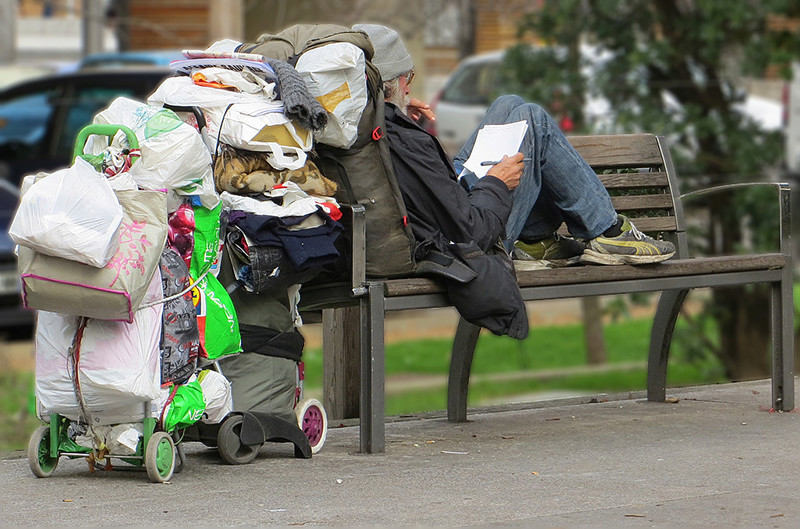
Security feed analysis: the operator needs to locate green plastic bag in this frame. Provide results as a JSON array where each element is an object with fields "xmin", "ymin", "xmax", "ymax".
[
  {"xmin": 163, "ymin": 379, "xmax": 206, "ymax": 432},
  {"xmin": 192, "ymin": 273, "xmax": 242, "ymax": 361},
  {"xmin": 188, "ymin": 202, "xmax": 241, "ymax": 361},
  {"xmin": 190, "ymin": 202, "xmax": 223, "ymax": 278}
]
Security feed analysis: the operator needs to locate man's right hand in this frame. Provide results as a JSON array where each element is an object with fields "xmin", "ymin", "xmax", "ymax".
[{"xmin": 486, "ymin": 153, "xmax": 524, "ymax": 191}]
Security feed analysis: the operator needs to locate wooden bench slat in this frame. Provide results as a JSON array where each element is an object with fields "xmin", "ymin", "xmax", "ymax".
[
  {"xmin": 610, "ymin": 194, "xmax": 675, "ymax": 211},
  {"xmin": 569, "ymin": 134, "xmax": 664, "ymax": 168},
  {"xmin": 556, "ymin": 216, "xmax": 678, "ymax": 235},
  {"xmin": 598, "ymin": 171, "xmax": 670, "ymax": 189},
  {"xmin": 380, "ymin": 254, "xmax": 786, "ymax": 297}
]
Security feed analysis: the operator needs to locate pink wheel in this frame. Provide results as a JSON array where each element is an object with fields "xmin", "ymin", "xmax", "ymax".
[{"xmin": 295, "ymin": 398, "xmax": 327, "ymax": 454}]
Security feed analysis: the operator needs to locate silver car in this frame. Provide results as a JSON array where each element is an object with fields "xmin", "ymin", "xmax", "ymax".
[
  {"xmin": 426, "ymin": 51, "xmax": 505, "ymax": 158},
  {"xmin": 427, "ymin": 48, "xmax": 780, "ymax": 160}
]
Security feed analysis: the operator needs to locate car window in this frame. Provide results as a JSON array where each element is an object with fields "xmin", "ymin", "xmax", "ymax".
[
  {"xmin": 0, "ymin": 90, "xmax": 57, "ymax": 162},
  {"xmin": 441, "ymin": 61, "xmax": 500, "ymax": 105},
  {"xmin": 55, "ymin": 86, "xmax": 144, "ymax": 158}
]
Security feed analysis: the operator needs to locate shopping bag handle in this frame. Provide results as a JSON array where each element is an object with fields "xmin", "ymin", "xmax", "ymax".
[{"xmin": 72, "ymin": 124, "xmax": 140, "ymax": 161}]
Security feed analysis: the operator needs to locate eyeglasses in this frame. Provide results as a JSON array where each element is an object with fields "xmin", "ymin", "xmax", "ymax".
[{"xmin": 402, "ymin": 70, "xmax": 415, "ymax": 85}]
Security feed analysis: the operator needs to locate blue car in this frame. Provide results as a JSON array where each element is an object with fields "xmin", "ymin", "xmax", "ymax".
[{"xmin": 78, "ymin": 50, "xmax": 184, "ymax": 70}]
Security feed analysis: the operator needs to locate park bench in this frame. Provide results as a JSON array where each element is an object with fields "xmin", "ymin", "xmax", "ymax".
[{"xmin": 299, "ymin": 133, "xmax": 794, "ymax": 453}]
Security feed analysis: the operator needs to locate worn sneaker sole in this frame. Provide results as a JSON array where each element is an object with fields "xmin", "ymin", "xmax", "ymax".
[
  {"xmin": 580, "ymin": 249, "xmax": 675, "ymax": 265},
  {"xmin": 512, "ymin": 248, "xmax": 582, "ymax": 267}
]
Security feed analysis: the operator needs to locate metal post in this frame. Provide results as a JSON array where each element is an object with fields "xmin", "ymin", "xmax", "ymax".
[
  {"xmin": 82, "ymin": 0, "xmax": 105, "ymax": 57},
  {"xmin": 0, "ymin": 0, "xmax": 16, "ymax": 65},
  {"xmin": 209, "ymin": 0, "xmax": 244, "ymax": 42},
  {"xmin": 359, "ymin": 282, "xmax": 385, "ymax": 453}
]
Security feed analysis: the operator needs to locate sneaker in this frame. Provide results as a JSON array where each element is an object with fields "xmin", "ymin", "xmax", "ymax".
[
  {"xmin": 513, "ymin": 233, "xmax": 585, "ymax": 267},
  {"xmin": 581, "ymin": 216, "xmax": 675, "ymax": 265}
]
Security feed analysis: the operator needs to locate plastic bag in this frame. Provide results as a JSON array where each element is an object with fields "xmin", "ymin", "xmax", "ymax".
[
  {"xmin": 159, "ymin": 369, "xmax": 233, "ymax": 430},
  {"xmin": 89, "ymin": 97, "xmax": 218, "ymax": 209},
  {"xmin": 162, "ymin": 377, "xmax": 206, "ymax": 431},
  {"xmin": 202, "ymin": 103, "xmax": 311, "ymax": 170},
  {"xmin": 295, "ymin": 42, "xmax": 369, "ymax": 149},
  {"xmin": 188, "ymin": 201, "xmax": 240, "ymax": 361},
  {"xmin": 197, "ymin": 369, "xmax": 233, "ymax": 424},
  {"xmin": 34, "ymin": 271, "xmax": 163, "ymax": 421},
  {"xmin": 9, "ymin": 157, "xmax": 123, "ymax": 268},
  {"xmin": 192, "ymin": 268, "xmax": 241, "ymax": 362},
  {"xmin": 19, "ymin": 188, "xmax": 168, "ymax": 322}
]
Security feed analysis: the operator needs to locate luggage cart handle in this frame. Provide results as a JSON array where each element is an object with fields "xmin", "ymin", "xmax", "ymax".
[{"xmin": 72, "ymin": 124, "xmax": 140, "ymax": 161}]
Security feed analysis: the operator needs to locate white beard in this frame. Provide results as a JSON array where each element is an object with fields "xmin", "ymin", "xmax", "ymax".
[{"xmin": 386, "ymin": 88, "xmax": 410, "ymax": 115}]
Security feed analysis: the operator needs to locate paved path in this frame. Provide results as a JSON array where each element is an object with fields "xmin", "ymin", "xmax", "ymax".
[{"xmin": 3, "ymin": 379, "xmax": 798, "ymax": 527}]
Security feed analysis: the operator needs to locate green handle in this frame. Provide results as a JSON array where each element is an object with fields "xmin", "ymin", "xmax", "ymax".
[{"xmin": 72, "ymin": 124, "xmax": 140, "ymax": 161}]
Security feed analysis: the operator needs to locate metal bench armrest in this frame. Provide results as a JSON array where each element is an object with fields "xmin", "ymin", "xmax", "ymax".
[
  {"xmin": 345, "ymin": 203, "xmax": 367, "ymax": 296},
  {"xmin": 679, "ymin": 182, "xmax": 792, "ymax": 256}
]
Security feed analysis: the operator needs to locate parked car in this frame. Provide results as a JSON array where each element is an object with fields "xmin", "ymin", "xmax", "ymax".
[
  {"xmin": 0, "ymin": 67, "xmax": 174, "ymax": 187},
  {"xmin": 0, "ymin": 179, "xmax": 34, "ymax": 339},
  {"xmin": 78, "ymin": 50, "xmax": 184, "ymax": 70},
  {"xmin": 0, "ymin": 66, "xmax": 173, "ymax": 338},
  {"xmin": 427, "ymin": 49, "xmax": 781, "ymax": 159}
]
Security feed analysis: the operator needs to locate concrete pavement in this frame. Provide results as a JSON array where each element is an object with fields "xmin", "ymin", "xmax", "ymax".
[{"xmin": 1, "ymin": 378, "xmax": 798, "ymax": 527}]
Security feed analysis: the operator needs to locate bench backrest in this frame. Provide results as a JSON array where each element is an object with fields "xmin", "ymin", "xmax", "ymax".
[{"xmin": 568, "ymin": 133, "xmax": 686, "ymax": 257}]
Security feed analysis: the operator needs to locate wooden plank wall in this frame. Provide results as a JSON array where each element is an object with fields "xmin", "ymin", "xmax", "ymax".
[
  {"xmin": 129, "ymin": 0, "xmax": 210, "ymax": 50},
  {"xmin": 474, "ymin": 0, "xmax": 542, "ymax": 54}
]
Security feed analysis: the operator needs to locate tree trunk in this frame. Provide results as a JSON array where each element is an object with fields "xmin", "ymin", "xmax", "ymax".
[
  {"xmin": 582, "ymin": 296, "xmax": 607, "ymax": 365},
  {"xmin": 713, "ymin": 286, "xmax": 771, "ymax": 381}
]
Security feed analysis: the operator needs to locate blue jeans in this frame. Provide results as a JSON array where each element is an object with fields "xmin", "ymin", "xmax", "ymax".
[{"xmin": 453, "ymin": 95, "xmax": 617, "ymax": 249}]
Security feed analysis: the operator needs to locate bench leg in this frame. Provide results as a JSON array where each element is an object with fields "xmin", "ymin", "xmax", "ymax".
[
  {"xmin": 447, "ymin": 317, "xmax": 481, "ymax": 422},
  {"xmin": 359, "ymin": 282, "xmax": 385, "ymax": 453},
  {"xmin": 648, "ymin": 289, "xmax": 689, "ymax": 402},
  {"xmin": 771, "ymin": 277, "xmax": 795, "ymax": 411}
]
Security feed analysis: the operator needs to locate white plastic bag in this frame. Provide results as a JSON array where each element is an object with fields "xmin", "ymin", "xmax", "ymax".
[
  {"xmin": 202, "ymin": 103, "xmax": 311, "ymax": 170},
  {"xmin": 9, "ymin": 157, "xmax": 123, "ymax": 268},
  {"xmin": 34, "ymin": 271, "xmax": 163, "ymax": 421},
  {"xmin": 295, "ymin": 42, "xmax": 369, "ymax": 149},
  {"xmin": 89, "ymin": 97, "xmax": 219, "ymax": 209},
  {"xmin": 197, "ymin": 369, "xmax": 233, "ymax": 424}
]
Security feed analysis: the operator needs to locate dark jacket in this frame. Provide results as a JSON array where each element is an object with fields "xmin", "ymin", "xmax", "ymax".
[{"xmin": 384, "ymin": 104, "xmax": 528, "ymax": 339}]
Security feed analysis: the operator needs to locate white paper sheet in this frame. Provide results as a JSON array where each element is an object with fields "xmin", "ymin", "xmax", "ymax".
[{"xmin": 460, "ymin": 120, "xmax": 529, "ymax": 178}]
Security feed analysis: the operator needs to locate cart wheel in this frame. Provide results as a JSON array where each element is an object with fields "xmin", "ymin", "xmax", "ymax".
[
  {"xmin": 28, "ymin": 425, "xmax": 59, "ymax": 478},
  {"xmin": 145, "ymin": 431, "xmax": 175, "ymax": 483},
  {"xmin": 295, "ymin": 398, "xmax": 327, "ymax": 454},
  {"xmin": 217, "ymin": 414, "xmax": 259, "ymax": 465}
]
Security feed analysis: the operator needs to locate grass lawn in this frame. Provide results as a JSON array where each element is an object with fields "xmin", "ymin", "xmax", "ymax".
[
  {"xmin": 301, "ymin": 317, "xmax": 728, "ymax": 416},
  {"xmin": 1, "ymin": 316, "xmax": 727, "ymax": 453}
]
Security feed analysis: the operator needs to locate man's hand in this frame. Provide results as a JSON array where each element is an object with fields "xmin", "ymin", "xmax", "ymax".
[
  {"xmin": 486, "ymin": 153, "xmax": 524, "ymax": 191},
  {"xmin": 408, "ymin": 98, "xmax": 435, "ymax": 123}
]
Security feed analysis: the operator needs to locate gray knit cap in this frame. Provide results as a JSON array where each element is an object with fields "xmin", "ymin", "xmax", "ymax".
[{"xmin": 353, "ymin": 23, "xmax": 414, "ymax": 81}]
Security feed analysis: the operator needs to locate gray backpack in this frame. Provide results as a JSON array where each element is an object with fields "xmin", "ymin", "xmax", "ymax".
[{"xmin": 239, "ymin": 24, "xmax": 415, "ymax": 278}]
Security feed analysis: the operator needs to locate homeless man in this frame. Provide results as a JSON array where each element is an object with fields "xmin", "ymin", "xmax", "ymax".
[{"xmin": 352, "ymin": 23, "xmax": 675, "ymax": 340}]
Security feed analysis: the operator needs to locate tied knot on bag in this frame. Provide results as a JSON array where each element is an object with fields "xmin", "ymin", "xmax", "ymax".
[{"xmin": 266, "ymin": 59, "xmax": 328, "ymax": 131}]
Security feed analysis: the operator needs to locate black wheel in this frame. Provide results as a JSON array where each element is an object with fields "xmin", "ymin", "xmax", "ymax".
[
  {"xmin": 217, "ymin": 414, "xmax": 259, "ymax": 465},
  {"xmin": 145, "ymin": 431, "xmax": 175, "ymax": 483},
  {"xmin": 28, "ymin": 425, "xmax": 59, "ymax": 478}
]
